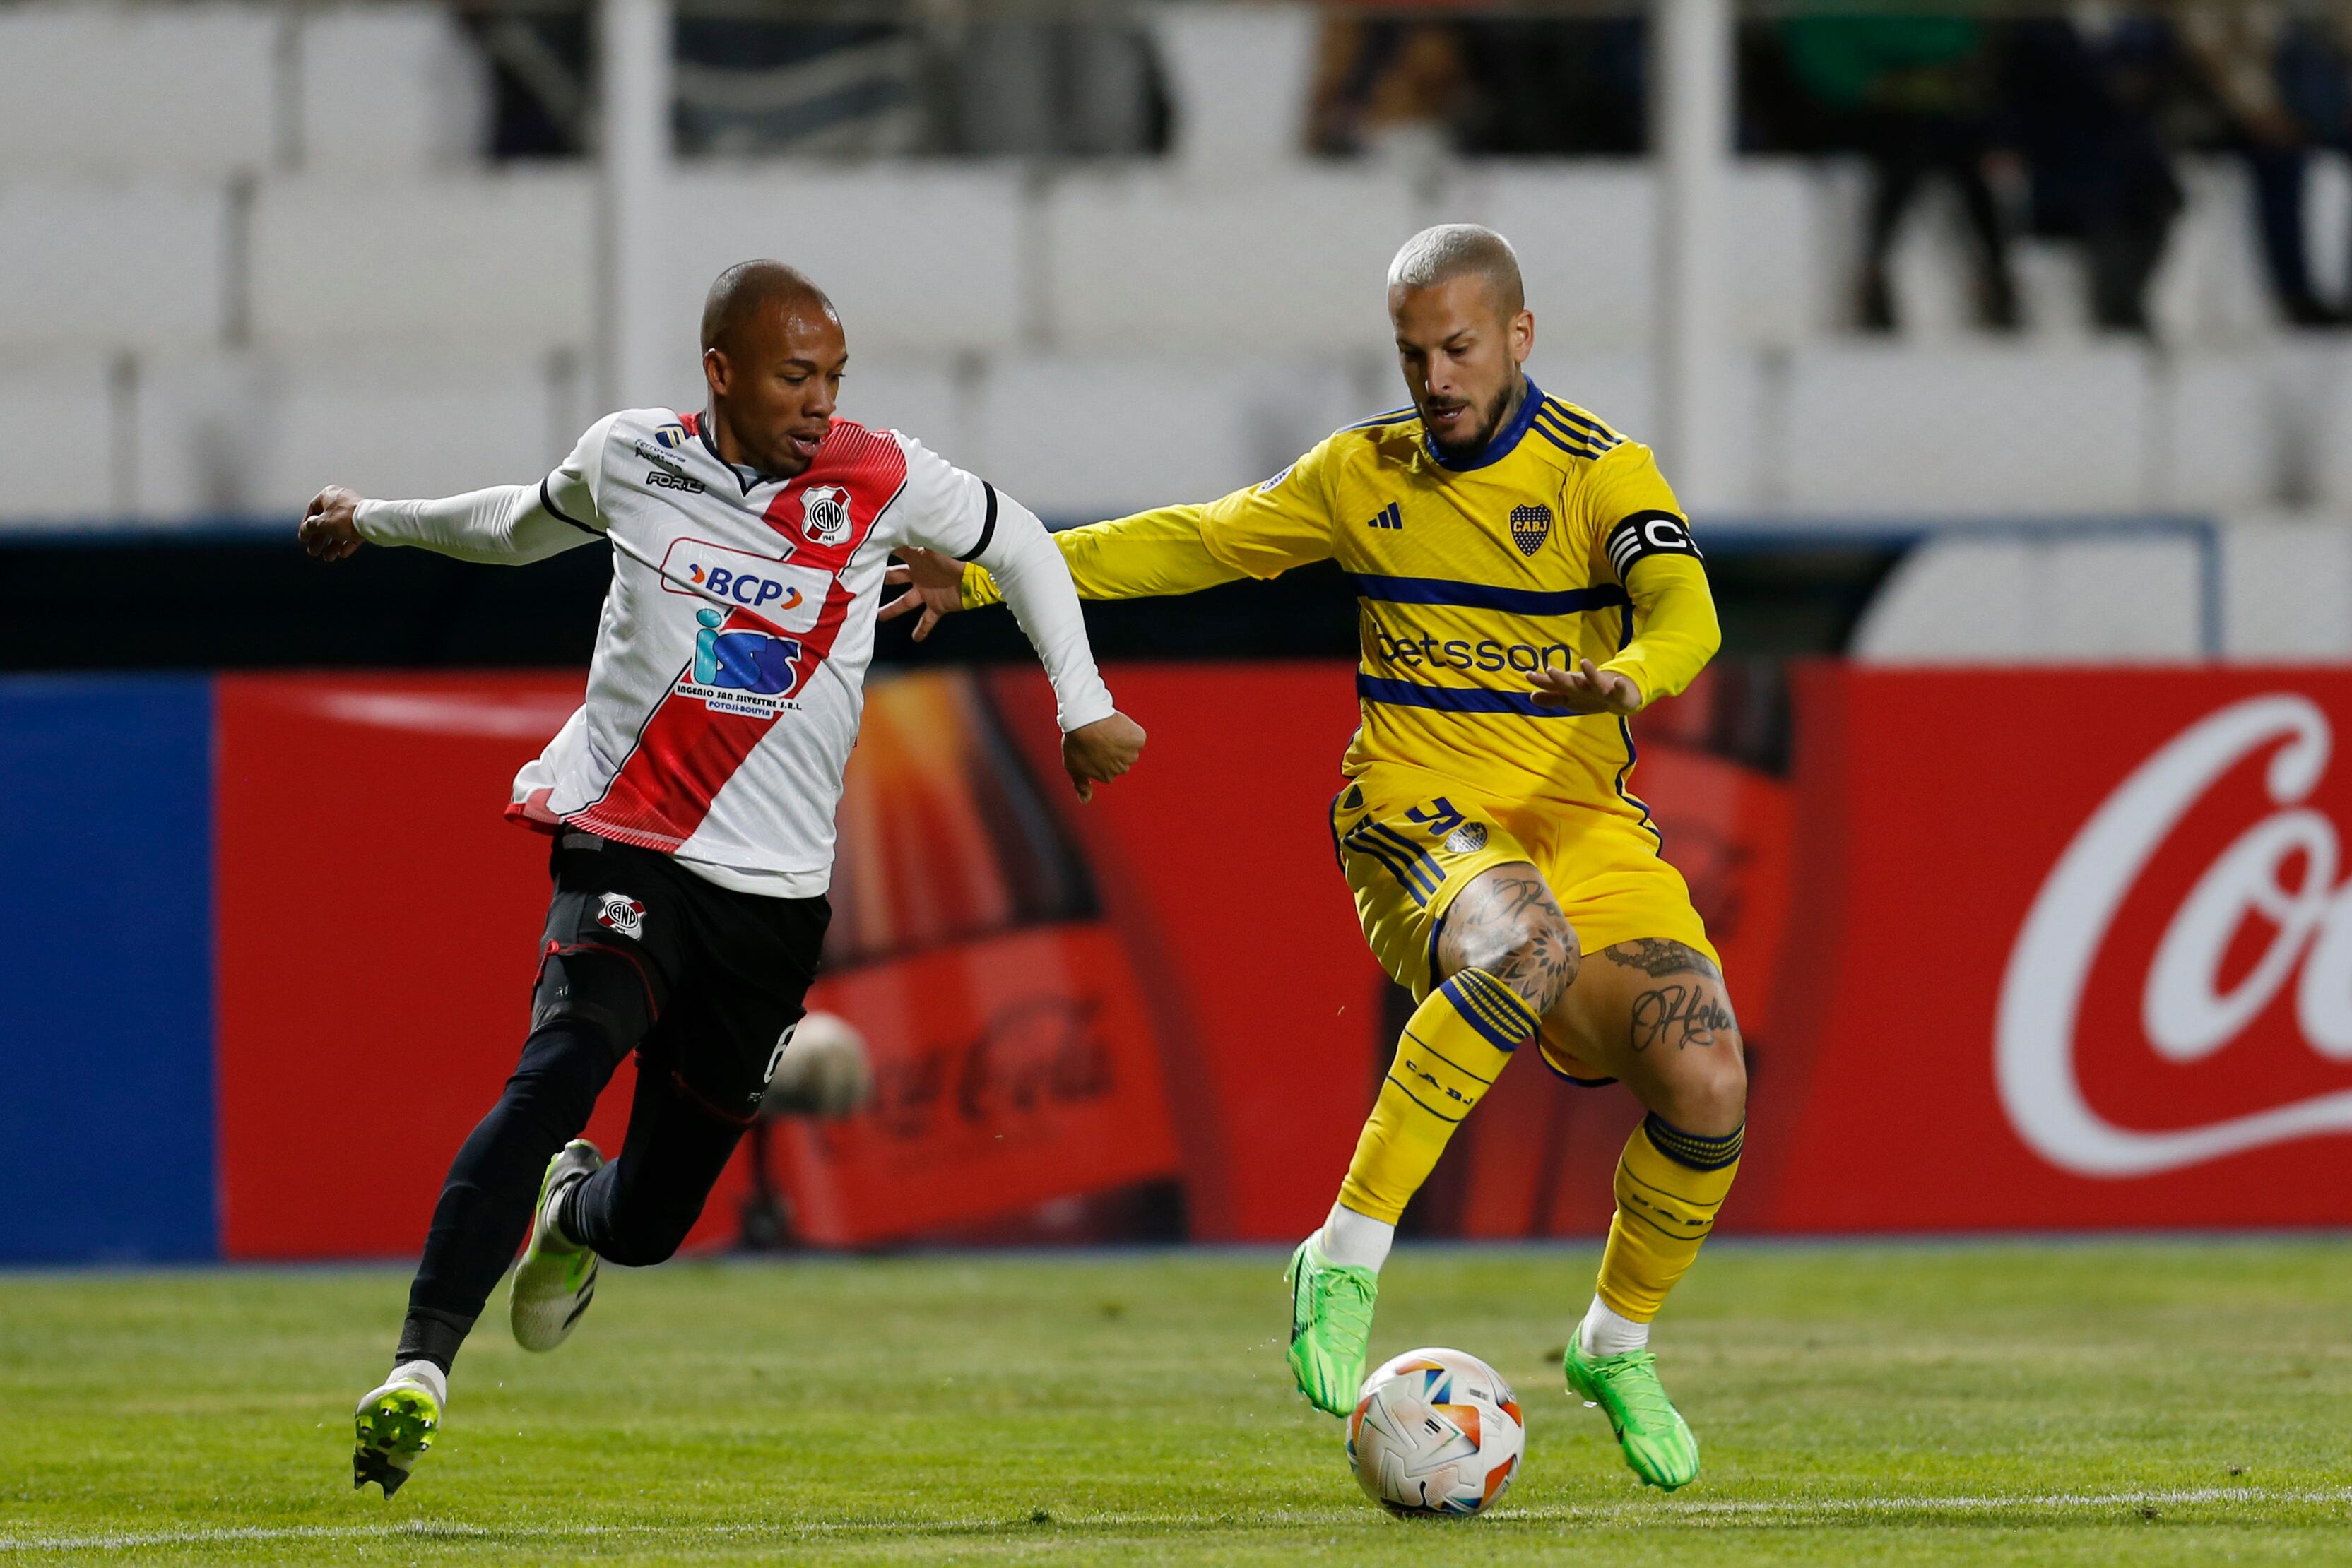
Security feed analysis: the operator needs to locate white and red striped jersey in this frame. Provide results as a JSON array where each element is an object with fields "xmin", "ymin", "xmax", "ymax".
[{"xmin": 354, "ymin": 408, "xmax": 1115, "ymax": 898}]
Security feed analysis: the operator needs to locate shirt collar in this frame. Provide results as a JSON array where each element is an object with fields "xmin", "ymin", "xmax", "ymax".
[{"xmin": 1422, "ymin": 375, "xmax": 1542, "ymax": 473}]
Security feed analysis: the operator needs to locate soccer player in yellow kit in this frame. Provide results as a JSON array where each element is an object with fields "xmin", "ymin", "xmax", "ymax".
[{"xmin": 885, "ymin": 225, "xmax": 1743, "ymax": 1491}]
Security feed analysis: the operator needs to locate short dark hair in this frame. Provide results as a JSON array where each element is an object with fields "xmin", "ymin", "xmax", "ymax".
[{"xmin": 700, "ymin": 260, "xmax": 837, "ymax": 357}]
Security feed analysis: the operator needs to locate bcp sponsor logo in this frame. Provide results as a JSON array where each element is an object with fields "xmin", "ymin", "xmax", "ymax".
[
  {"xmin": 656, "ymin": 537, "xmax": 829, "ymax": 633},
  {"xmin": 1997, "ymin": 693, "xmax": 2352, "ymax": 1176}
]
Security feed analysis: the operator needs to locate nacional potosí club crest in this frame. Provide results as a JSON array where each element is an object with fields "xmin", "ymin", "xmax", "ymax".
[
  {"xmin": 596, "ymin": 892, "xmax": 646, "ymax": 939},
  {"xmin": 1509, "ymin": 503, "xmax": 1552, "ymax": 557},
  {"xmin": 800, "ymin": 485, "xmax": 852, "ymax": 545}
]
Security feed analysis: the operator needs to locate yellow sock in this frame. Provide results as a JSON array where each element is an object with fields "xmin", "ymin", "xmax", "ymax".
[
  {"xmin": 1336, "ymin": 968, "xmax": 1538, "ymax": 1225},
  {"xmin": 1595, "ymin": 1115, "xmax": 1743, "ymax": 1321}
]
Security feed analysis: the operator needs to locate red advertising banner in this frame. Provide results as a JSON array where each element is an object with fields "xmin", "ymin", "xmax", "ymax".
[
  {"xmin": 1754, "ymin": 665, "xmax": 2352, "ymax": 1230},
  {"xmin": 214, "ymin": 660, "xmax": 2352, "ymax": 1256}
]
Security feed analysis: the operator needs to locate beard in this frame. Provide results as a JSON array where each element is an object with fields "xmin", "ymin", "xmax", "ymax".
[{"xmin": 1422, "ymin": 381, "xmax": 1519, "ymax": 456}]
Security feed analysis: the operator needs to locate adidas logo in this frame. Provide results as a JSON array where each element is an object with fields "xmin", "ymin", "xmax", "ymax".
[{"xmin": 1364, "ymin": 502, "xmax": 1403, "ymax": 530}]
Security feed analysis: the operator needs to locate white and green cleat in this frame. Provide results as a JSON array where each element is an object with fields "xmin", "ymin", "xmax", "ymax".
[
  {"xmin": 510, "ymin": 1139, "xmax": 603, "ymax": 1353},
  {"xmin": 353, "ymin": 1365, "xmax": 443, "ymax": 1497}
]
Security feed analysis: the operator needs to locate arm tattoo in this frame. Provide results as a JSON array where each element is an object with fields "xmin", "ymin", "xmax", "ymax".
[
  {"xmin": 1602, "ymin": 938, "xmax": 1720, "ymax": 980},
  {"xmin": 1440, "ymin": 868, "xmax": 1579, "ymax": 1012}
]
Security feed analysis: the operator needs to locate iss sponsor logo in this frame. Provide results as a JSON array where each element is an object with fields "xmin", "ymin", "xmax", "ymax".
[
  {"xmin": 799, "ymin": 485, "xmax": 852, "ymax": 545},
  {"xmin": 596, "ymin": 893, "xmax": 646, "ymax": 939},
  {"xmin": 1997, "ymin": 693, "xmax": 2352, "ymax": 1177},
  {"xmin": 656, "ymin": 538, "xmax": 829, "ymax": 631},
  {"xmin": 675, "ymin": 609, "xmax": 806, "ymax": 715},
  {"xmin": 647, "ymin": 469, "xmax": 706, "ymax": 494}
]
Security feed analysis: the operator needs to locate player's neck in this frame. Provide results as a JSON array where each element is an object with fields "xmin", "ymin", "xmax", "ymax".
[{"xmin": 703, "ymin": 407, "xmax": 781, "ymax": 482}]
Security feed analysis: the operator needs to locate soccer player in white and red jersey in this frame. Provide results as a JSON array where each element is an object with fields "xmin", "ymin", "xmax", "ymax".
[{"xmin": 302, "ymin": 261, "xmax": 1145, "ymax": 1497}]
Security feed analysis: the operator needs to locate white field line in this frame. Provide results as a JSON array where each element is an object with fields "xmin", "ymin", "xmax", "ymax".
[{"xmin": 2, "ymin": 1487, "xmax": 2345, "ymax": 1554}]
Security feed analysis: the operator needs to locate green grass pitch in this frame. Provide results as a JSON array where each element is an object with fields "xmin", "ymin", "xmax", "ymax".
[{"xmin": 0, "ymin": 1242, "xmax": 2346, "ymax": 1564}]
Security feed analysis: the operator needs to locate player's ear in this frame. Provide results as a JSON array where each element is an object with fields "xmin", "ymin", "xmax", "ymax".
[
  {"xmin": 702, "ymin": 346, "xmax": 731, "ymax": 399},
  {"xmin": 1510, "ymin": 309, "xmax": 1534, "ymax": 366}
]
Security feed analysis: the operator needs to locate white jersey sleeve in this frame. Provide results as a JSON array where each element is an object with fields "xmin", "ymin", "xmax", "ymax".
[
  {"xmin": 353, "ymin": 415, "xmax": 616, "ymax": 563},
  {"xmin": 881, "ymin": 434, "xmax": 1116, "ymax": 733}
]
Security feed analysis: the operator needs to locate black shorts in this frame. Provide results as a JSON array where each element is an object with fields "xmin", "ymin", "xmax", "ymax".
[{"xmin": 533, "ymin": 830, "xmax": 829, "ymax": 1125}]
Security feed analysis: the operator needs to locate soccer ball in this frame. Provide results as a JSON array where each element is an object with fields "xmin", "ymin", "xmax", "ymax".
[{"xmin": 1347, "ymin": 1348, "xmax": 1525, "ymax": 1516}]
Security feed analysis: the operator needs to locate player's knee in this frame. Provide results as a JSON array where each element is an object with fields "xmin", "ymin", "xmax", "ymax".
[
  {"xmin": 502, "ymin": 1021, "xmax": 612, "ymax": 1136},
  {"xmin": 1665, "ymin": 1043, "xmax": 1747, "ymax": 1137},
  {"xmin": 596, "ymin": 1187, "xmax": 702, "ymax": 1267},
  {"xmin": 1454, "ymin": 908, "xmax": 1579, "ymax": 1014}
]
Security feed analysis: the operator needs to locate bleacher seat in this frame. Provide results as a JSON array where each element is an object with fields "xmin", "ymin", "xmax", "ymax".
[
  {"xmin": 656, "ymin": 167, "xmax": 1029, "ymax": 372},
  {"xmin": 1852, "ymin": 530, "xmax": 2204, "ymax": 662},
  {"xmin": 298, "ymin": 5, "xmax": 490, "ymax": 172},
  {"xmin": 0, "ymin": 185, "xmax": 229, "ymax": 355},
  {"xmin": 0, "ymin": 4, "xmax": 277, "ymax": 180},
  {"xmin": 2222, "ymin": 517, "xmax": 2352, "ymax": 659},
  {"xmin": 1462, "ymin": 160, "xmax": 1826, "ymax": 354},
  {"xmin": 1778, "ymin": 343, "xmax": 2156, "ymax": 515},
  {"xmin": 229, "ymin": 353, "xmax": 572, "ymax": 516},
  {"xmin": 0, "ymin": 355, "xmax": 119, "ymax": 521},
  {"xmin": 249, "ymin": 172, "xmax": 593, "ymax": 353},
  {"xmin": 2157, "ymin": 353, "xmax": 2281, "ymax": 512},
  {"xmin": 1041, "ymin": 170, "xmax": 1419, "ymax": 354},
  {"xmin": 972, "ymin": 355, "xmax": 1357, "ymax": 519}
]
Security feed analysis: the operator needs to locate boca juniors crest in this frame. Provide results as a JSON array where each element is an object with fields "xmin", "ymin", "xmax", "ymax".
[{"xmin": 1508, "ymin": 504, "xmax": 1552, "ymax": 557}]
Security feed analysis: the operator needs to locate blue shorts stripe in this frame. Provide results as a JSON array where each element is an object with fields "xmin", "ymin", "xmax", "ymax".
[
  {"xmin": 1345, "ymin": 828, "xmax": 1433, "ymax": 908},
  {"xmin": 1365, "ymin": 824, "xmax": 1443, "ymax": 895}
]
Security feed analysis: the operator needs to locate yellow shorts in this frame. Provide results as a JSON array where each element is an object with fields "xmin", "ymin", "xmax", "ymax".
[{"xmin": 1330, "ymin": 766, "xmax": 1717, "ymax": 1083}]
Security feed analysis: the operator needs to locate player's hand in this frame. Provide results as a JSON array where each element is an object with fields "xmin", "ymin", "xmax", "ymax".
[
  {"xmin": 1061, "ymin": 711, "xmax": 1146, "ymax": 802},
  {"xmin": 1530, "ymin": 658, "xmax": 1645, "ymax": 715},
  {"xmin": 880, "ymin": 547, "xmax": 967, "ymax": 642},
  {"xmin": 300, "ymin": 486, "xmax": 367, "ymax": 562}
]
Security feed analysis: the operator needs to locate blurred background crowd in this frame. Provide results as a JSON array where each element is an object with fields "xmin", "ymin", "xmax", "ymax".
[
  {"xmin": 456, "ymin": 2, "xmax": 2352, "ymax": 338},
  {"xmin": 9, "ymin": 1, "xmax": 2352, "ymax": 670}
]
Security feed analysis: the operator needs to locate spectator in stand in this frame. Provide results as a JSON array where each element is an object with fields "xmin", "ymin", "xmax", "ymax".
[
  {"xmin": 1308, "ymin": 16, "xmax": 1473, "ymax": 165},
  {"xmin": 2178, "ymin": 2, "xmax": 2352, "ymax": 326},
  {"xmin": 1997, "ymin": 10, "xmax": 2192, "ymax": 334},
  {"xmin": 1777, "ymin": 11, "xmax": 2018, "ymax": 333}
]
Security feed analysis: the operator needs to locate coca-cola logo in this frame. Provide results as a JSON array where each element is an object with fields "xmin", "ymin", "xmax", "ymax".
[{"xmin": 1997, "ymin": 694, "xmax": 2352, "ymax": 1177}]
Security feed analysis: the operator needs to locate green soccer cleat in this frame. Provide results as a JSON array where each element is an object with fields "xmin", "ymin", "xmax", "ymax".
[
  {"xmin": 1284, "ymin": 1237, "xmax": 1378, "ymax": 1416},
  {"xmin": 353, "ymin": 1372, "xmax": 442, "ymax": 1497},
  {"xmin": 1564, "ymin": 1338, "xmax": 1700, "ymax": 1490},
  {"xmin": 510, "ymin": 1139, "xmax": 602, "ymax": 1353}
]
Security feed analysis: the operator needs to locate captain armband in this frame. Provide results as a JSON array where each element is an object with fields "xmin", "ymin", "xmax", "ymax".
[{"xmin": 1604, "ymin": 510, "xmax": 1703, "ymax": 582}]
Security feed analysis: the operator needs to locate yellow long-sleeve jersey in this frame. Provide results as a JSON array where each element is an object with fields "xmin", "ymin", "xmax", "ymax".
[{"xmin": 964, "ymin": 380, "xmax": 1721, "ymax": 820}]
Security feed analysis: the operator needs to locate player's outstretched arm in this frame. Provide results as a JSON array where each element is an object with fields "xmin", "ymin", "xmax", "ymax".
[
  {"xmin": 881, "ymin": 505, "xmax": 1247, "ymax": 641},
  {"xmin": 957, "ymin": 486, "xmax": 1147, "ymax": 802},
  {"xmin": 1530, "ymin": 554, "xmax": 1720, "ymax": 715},
  {"xmin": 299, "ymin": 481, "xmax": 599, "ymax": 567},
  {"xmin": 885, "ymin": 444, "xmax": 1342, "ymax": 634},
  {"xmin": 300, "ymin": 415, "xmax": 614, "ymax": 568}
]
